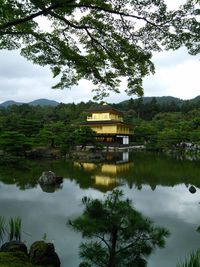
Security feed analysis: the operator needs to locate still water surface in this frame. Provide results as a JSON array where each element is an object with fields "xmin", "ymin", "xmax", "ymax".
[{"xmin": 0, "ymin": 152, "xmax": 200, "ymax": 267}]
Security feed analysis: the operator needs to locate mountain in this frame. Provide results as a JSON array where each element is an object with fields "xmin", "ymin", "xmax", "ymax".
[
  {"xmin": 141, "ymin": 96, "xmax": 183, "ymax": 106},
  {"xmin": 118, "ymin": 96, "xmax": 184, "ymax": 107},
  {"xmin": 189, "ymin": 95, "xmax": 200, "ymax": 104},
  {"xmin": 0, "ymin": 100, "xmax": 23, "ymax": 108},
  {"xmin": 0, "ymin": 96, "xmax": 199, "ymax": 108},
  {"xmin": 29, "ymin": 99, "xmax": 59, "ymax": 106},
  {"xmin": 0, "ymin": 99, "xmax": 59, "ymax": 107}
]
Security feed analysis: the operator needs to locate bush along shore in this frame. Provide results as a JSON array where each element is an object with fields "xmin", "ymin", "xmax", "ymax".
[{"xmin": 1, "ymin": 141, "xmax": 200, "ymax": 166}]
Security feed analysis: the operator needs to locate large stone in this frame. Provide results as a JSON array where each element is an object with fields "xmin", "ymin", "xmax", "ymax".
[
  {"xmin": 189, "ymin": 185, "xmax": 196, "ymax": 194},
  {"xmin": 38, "ymin": 171, "xmax": 63, "ymax": 185},
  {"xmin": 40, "ymin": 184, "xmax": 63, "ymax": 193},
  {"xmin": 1, "ymin": 241, "xmax": 28, "ymax": 255},
  {"xmin": 29, "ymin": 241, "xmax": 60, "ymax": 267}
]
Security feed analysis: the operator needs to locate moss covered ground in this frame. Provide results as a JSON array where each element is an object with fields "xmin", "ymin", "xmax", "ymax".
[{"xmin": 0, "ymin": 252, "xmax": 44, "ymax": 267}]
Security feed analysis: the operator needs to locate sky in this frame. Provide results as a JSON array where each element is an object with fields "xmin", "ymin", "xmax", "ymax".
[
  {"xmin": 0, "ymin": 47, "xmax": 199, "ymax": 104},
  {"xmin": 0, "ymin": 1, "xmax": 200, "ymax": 104}
]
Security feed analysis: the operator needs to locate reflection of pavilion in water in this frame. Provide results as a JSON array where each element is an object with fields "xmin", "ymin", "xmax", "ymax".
[{"xmin": 74, "ymin": 152, "xmax": 133, "ymax": 191}]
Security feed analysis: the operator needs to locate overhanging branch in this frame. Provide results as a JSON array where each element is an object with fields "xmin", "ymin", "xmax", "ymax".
[
  {"xmin": 0, "ymin": 4, "xmax": 59, "ymax": 31},
  {"xmin": 68, "ymin": 3, "xmax": 162, "ymax": 28},
  {"xmin": 0, "ymin": 0, "xmax": 75, "ymax": 31}
]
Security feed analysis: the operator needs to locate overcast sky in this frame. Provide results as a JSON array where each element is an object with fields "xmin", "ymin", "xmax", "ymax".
[
  {"xmin": 0, "ymin": 0, "xmax": 199, "ymax": 104},
  {"xmin": 0, "ymin": 47, "xmax": 199, "ymax": 104}
]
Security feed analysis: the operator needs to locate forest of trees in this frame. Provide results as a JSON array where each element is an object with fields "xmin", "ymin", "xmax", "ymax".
[
  {"xmin": 0, "ymin": 96, "xmax": 200, "ymax": 162},
  {"xmin": 116, "ymin": 97, "xmax": 200, "ymax": 150},
  {"xmin": 0, "ymin": 0, "xmax": 200, "ymax": 158},
  {"xmin": 0, "ymin": 101, "xmax": 97, "ymax": 160}
]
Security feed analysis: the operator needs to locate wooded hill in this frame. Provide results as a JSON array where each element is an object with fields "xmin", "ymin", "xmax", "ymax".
[
  {"xmin": 0, "ymin": 99, "xmax": 59, "ymax": 108},
  {"xmin": 1, "ymin": 96, "xmax": 200, "ymax": 118},
  {"xmin": 1, "ymin": 95, "xmax": 200, "ymax": 108}
]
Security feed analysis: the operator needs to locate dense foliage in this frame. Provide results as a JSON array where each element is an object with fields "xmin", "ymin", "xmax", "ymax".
[
  {"xmin": 120, "ymin": 97, "xmax": 200, "ymax": 150},
  {"xmin": 0, "ymin": 102, "xmax": 96, "ymax": 158},
  {"xmin": 0, "ymin": 96, "xmax": 200, "ymax": 159},
  {"xmin": 0, "ymin": 0, "xmax": 199, "ymax": 98}
]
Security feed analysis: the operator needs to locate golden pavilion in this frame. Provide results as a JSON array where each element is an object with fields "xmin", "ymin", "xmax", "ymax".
[{"xmin": 82, "ymin": 103, "xmax": 133, "ymax": 144}]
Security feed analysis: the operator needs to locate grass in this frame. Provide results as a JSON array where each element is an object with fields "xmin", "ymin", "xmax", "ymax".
[
  {"xmin": 8, "ymin": 217, "xmax": 21, "ymax": 242},
  {"xmin": 177, "ymin": 251, "xmax": 200, "ymax": 267},
  {"xmin": 0, "ymin": 217, "xmax": 6, "ymax": 243},
  {"xmin": 0, "ymin": 216, "xmax": 22, "ymax": 244}
]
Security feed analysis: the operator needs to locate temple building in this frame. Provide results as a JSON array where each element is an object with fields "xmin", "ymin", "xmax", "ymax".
[{"xmin": 82, "ymin": 103, "xmax": 133, "ymax": 144}]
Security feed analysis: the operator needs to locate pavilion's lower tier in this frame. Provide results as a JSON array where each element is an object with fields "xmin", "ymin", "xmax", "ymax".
[{"xmin": 96, "ymin": 134, "xmax": 131, "ymax": 145}]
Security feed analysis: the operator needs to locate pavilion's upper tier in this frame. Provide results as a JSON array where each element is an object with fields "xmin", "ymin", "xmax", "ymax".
[{"xmin": 86, "ymin": 103, "xmax": 123, "ymax": 122}]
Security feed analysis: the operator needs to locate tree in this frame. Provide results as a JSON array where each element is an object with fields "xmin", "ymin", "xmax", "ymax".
[
  {"xmin": 69, "ymin": 190, "xmax": 169, "ymax": 267},
  {"xmin": 157, "ymin": 128, "xmax": 181, "ymax": 149},
  {"xmin": 36, "ymin": 121, "xmax": 67, "ymax": 147},
  {"xmin": 166, "ymin": 1, "xmax": 200, "ymax": 56},
  {"xmin": 17, "ymin": 118, "xmax": 42, "ymax": 137},
  {"xmin": 134, "ymin": 122, "xmax": 158, "ymax": 144},
  {"xmin": 74, "ymin": 126, "xmax": 96, "ymax": 148},
  {"xmin": 0, "ymin": 131, "xmax": 32, "ymax": 156},
  {"xmin": 0, "ymin": 0, "xmax": 197, "ymax": 99},
  {"xmin": 190, "ymin": 130, "xmax": 200, "ymax": 144},
  {"xmin": 142, "ymin": 97, "xmax": 160, "ymax": 121}
]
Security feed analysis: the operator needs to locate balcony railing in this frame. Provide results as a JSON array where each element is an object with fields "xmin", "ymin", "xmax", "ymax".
[{"xmin": 87, "ymin": 116, "xmax": 123, "ymax": 122}]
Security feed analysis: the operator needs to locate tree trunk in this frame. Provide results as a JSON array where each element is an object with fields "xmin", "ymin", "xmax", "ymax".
[
  {"xmin": 108, "ymin": 229, "xmax": 118, "ymax": 267},
  {"xmin": 51, "ymin": 138, "xmax": 55, "ymax": 148}
]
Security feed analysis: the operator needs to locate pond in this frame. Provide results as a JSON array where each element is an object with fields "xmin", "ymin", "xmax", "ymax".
[{"xmin": 0, "ymin": 151, "xmax": 200, "ymax": 267}]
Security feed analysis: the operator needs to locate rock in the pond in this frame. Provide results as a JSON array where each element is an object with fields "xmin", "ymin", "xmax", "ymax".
[
  {"xmin": 0, "ymin": 241, "xmax": 28, "ymax": 255},
  {"xmin": 29, "ymin": 241, "xmax": 60, "ymax": 267},
  {"xmin": 189, "ymin": 185, "xmax": 196, "ymax": 194},
  {"xmin": 38, "ymin": 171, "xmax": 63, "ymax": 185},
  {"xmin": 40, "ymin": 183, "xmax": 63, "ymax": 193}
]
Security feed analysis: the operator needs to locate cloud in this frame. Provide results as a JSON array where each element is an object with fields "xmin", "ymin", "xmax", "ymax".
[
  {"xmin": 0, "ymin": 50, "xmax": 96, "ymax": 103},
  {"xmin": 144, "ymin": 50, "xmax": 200, "ymax": 99},
  {"xmin": 0, "ymin": 50, "xmax": 48, "ymax": 78},
  {"xmin": 166, "ymin": 0, "xmax": 186, "ymax": 10},
  {"xmin": 152, "ymin": 47, "xmax": 194, "ymax": 68},
  {"xmin": 0, "ymin": 45, "xmax": 200, "ymax": 104}
]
